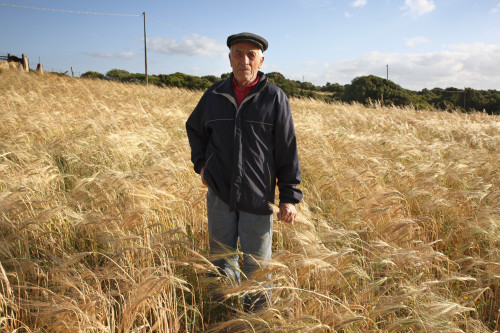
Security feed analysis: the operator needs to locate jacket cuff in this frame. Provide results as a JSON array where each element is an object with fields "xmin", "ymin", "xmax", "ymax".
[
  {"xmin": 194, "ymin": 161, "xmax": 205, "ymax": 174},
  {"xmin": 279, "ymin": 189, "xmax": 303, "ymax": 205},
  {"xmin": 278, "ymin": 196, "xmax": 301, "ymax": 205}
]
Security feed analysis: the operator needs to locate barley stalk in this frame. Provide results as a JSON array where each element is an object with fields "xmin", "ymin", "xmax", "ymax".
[{"xmin": 0, "ymin": 70, "xmax": 498, "ymax": 332}]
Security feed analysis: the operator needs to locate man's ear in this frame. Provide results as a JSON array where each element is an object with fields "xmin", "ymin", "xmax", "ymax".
[{"xmin": 259, "ymin": 56, "xmax": 265, "ymax": 69}]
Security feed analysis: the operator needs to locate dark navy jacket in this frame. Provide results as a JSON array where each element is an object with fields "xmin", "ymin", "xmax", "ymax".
[{"xmin": 186, "ymin": 71, "xmax": 302, "ymax": 215}]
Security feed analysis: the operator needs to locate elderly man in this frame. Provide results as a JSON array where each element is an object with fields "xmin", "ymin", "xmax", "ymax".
[{"xmin": 186, "ymin": 32, "xmax": 302, "ymax": 310}]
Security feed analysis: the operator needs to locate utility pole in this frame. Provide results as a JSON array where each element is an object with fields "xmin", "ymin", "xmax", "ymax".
[
  {"xmin": 386, "ymin": 64, "xmax": 388, "ymax": 80},
  {"xmin": 463, "ymin": 87, "xmax": 466, "ymax": 109},
  {"xmin": 143, "ymin": 12, "xmax": 148, "ymax": 86}
]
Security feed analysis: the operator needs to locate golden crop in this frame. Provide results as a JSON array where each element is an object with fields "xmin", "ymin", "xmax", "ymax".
[{"xmin": 1, "ymin": 70, "xmax": 499, "ymax": 332}]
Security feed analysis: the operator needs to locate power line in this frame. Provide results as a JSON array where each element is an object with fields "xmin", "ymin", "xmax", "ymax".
[
  {"xmin": 1, "ymin": 2, "xmax": 205, "ymax": 86},
  {"xmin": 2, "ymin": 3, "xmax": 196, "ymax": 36},
  {"xmin": 2, "ymin": 3, "xmax": 199, "ymax": 35},
  {"xmin": 2, "ymin": 3, "xmax": 147, "ymax": 84},
  {"xmin": 0, "ymin": 3, "xmax": 142, "ymax": 17}
]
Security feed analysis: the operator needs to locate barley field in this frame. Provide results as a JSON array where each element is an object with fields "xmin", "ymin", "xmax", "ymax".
[{"xmin": 0, "ymin": 69, "xmax": 499, "ymax": 332}]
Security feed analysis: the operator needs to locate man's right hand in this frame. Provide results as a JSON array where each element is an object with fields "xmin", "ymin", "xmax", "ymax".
[{"xmin": 201, "ymin": 166, "xmax": 208, "ymax": 186}]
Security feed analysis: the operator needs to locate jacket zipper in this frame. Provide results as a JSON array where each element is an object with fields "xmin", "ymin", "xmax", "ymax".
[{"xmin": 211, "ymin": 76, "xmax": 270, "ymax": 210}]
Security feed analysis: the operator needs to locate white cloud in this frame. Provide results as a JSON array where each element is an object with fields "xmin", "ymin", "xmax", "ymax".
[
  {"xmin": 86, "ymin": 51, "xmax": 138, "ymax": 59},
  {"xmin": 344, "ymin": 11, "xmax": 353, "ymax": 18},
  {"xmin": 295, "ymin": 43, "xmax": 500, "ymax": 90},
  {"xmin": 490, "ymin": 3, "xmax": 500, "ymax": 14},
  {"xmin": 401, "ymin": 0, "xmax": 435, "ymax": 17},
  {"xmin": 148, "ymin": 34, "xmax": 226, "ymax": 57},
  {"xmin": 351, "ymin": 0, "xmax": 366, "ymax": 7},
  {"xmin": 406, "ymin": 36, "xmax": 430, "ymax": 48}
]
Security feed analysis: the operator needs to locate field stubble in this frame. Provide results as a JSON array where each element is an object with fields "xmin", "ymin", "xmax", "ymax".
[{"xmin": 0, "ymin": 70, "xmax": 499, "ymax": 332}]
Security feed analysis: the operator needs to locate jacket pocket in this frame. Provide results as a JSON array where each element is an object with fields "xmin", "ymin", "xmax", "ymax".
[
  {"xmin": 203, "ymin": 152, "xmax": 213, "ymax": 184},
  {"xmin": 205, "ymin": 152, "xmax": 214, "ymax": 169}
]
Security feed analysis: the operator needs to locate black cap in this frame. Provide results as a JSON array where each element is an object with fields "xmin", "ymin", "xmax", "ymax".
[{"xmin": 227, "ymin": 32, "xmax": 268, "ymax": 52}]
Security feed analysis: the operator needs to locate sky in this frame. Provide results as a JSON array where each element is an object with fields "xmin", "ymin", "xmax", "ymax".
[{"xmin": 1, "ymin": 0, "xmax": 499, "ymax": 91}]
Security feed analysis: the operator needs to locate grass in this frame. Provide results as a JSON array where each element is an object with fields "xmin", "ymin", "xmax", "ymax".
[{"xmin": 0, "ymin": 69, "xmax": 499, "ymax": 332}]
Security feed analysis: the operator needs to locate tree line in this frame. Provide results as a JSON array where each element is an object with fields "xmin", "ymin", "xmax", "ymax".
[{"xmin": 81, "ymin": 69, "xmax": 500, "ymax": 115}]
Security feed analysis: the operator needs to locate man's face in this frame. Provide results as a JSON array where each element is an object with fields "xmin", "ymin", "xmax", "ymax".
[{"xmin": 229, "ymin": 42, "xmax": 264, "ymax": 87}]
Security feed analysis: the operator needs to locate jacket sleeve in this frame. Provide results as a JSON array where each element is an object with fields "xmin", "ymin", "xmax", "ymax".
[
  {"xmin": 186, "ymin": 92, "xmax": 209, "ymax": 174},
  {"xmin": 273, "ymin": 91, "xmax": 303, "ymax": 205}
]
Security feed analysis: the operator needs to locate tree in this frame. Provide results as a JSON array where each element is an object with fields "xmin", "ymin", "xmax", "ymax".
[
  {"xmin": 342, "ymin": 75, "xmax": 412, "ymax": 107},
  {"xmin": 267, "ymin": 72, "xmax": 300, "ymax": 97},
  {"xmin": 201, "ymin": 75, "xmax": 220, "ymax": 84},
  {"xmin": 106, "ymin": 69, "xmax": 132, "ymax": 82},
  {"xmin": 79, "ymin": 68, "xmax": 500, "ymax": 113},
  {"xmin": 321, "ymin": 82, "xmax": 344, "ymax": 94},
  {"xmin": 81, "ymin": 71, "xmax": 105, "ymax": 80},
  {"xmin": 462, "ymin": 88, "xmax": 487, "ymax": 112},
  {"xmin": 436, "ymin": 100, "xmax": 455, "ymax": 111},
  {"xmin": 157, "ymin": 72, "xmax": 215, "ymax": 90},
  {"xmin": 131, "ymin": 73, "xmax": 160, "ymax": 85},
  {"xmin": 300, "ymin": 81, "xmax": 316, "ymax": 91}
]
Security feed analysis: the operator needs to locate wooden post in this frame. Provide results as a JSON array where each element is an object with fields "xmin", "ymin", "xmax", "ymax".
[
  {"xmin": 71, "ymin": 67, "xmax": 75, "ymax": 77},
  {"xmin": 36, "ymin": 63, "xmax": 44, "ymax": 74},
  {"xmin": 22, "ymin": 54, "xmax": 29, "ymax": 72}
]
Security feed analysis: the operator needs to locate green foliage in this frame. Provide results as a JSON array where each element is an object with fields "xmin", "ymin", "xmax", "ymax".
[
  {"xmin": 201, "ymin": 75, "xmax": 220, "ymax": 84},
  {"xmin": 157, "ymin": 72, "xmax": 215, "ymax": 90},
  {"xmin": 409, "ymin": 96, "xmax": 433, "ymax": 110},
  {"xmin": 339, "ymin": 76, "xmax": 500, "ymax": 114},
  {"xmin": 130, "ymin": 73, "xmax": 160, "ymax": 85},
  {"xmin": 321, "ymin": 82, "xmax": 344, "ymax": 94},
  {"xmin": 437, "ymin": 99, "xmax": 456, "ymax": 111},
  {"xmin": 342, "ymin": 75, "xmax": 412, "ymax": 106},
  {"xmin": 106, "ymin": 69, "xmax": 133, "ymax": 82},
  {"xmin": 423, "ymin": 87, "xmax": 500, "ymax": 114},
  {"xmin": 267, "ymin": 72, "xmax": 298, "ymax": 97},
  {"xmin": 266, "ymin": 72, "xmax": 336, "ymax": 102},
  {"xmin": 81, "ymin": 71, "xmax": 105, "ymax": 80},
  {"xmin": 463, "ymin": 87, "xmax": 488, "ymax": 112},
  {"xmin": 85, "ymin": 68, "xmax": 500, "ymax": 114}
]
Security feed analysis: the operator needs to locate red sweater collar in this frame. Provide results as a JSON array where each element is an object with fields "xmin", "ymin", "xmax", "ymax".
[{"xmin": 232, "ymin": 75, "xmax": 260, "ymax": 106}]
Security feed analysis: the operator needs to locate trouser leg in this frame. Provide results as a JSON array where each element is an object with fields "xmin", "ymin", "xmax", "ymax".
[
  {"xmin": 239, "ymin": 211, "xmax": 273, "ymax": 311},
  {"xmin": 206, "ymin": 188, "xmax": 240, "ymax": 285}
]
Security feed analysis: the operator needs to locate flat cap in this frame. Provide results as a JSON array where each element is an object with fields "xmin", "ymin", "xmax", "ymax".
[{"xmin": 227, "ymin": 32, "xmax": 268, "ymax": 52}]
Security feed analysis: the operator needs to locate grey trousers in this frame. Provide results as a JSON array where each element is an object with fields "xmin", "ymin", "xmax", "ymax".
[{"xmin": 206, "ymin": 188, "xmax": 272, "ymax": 310}]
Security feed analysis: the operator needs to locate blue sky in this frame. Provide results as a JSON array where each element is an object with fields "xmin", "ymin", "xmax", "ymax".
[{"xmin": 1, "ymin": 0, "xmax": 499, "ymax": 90}]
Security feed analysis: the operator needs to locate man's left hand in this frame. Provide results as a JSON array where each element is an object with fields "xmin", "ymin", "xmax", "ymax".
[{"xmin": 278, "ymin": 203, "xmax": 297, "ymax": 223}]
